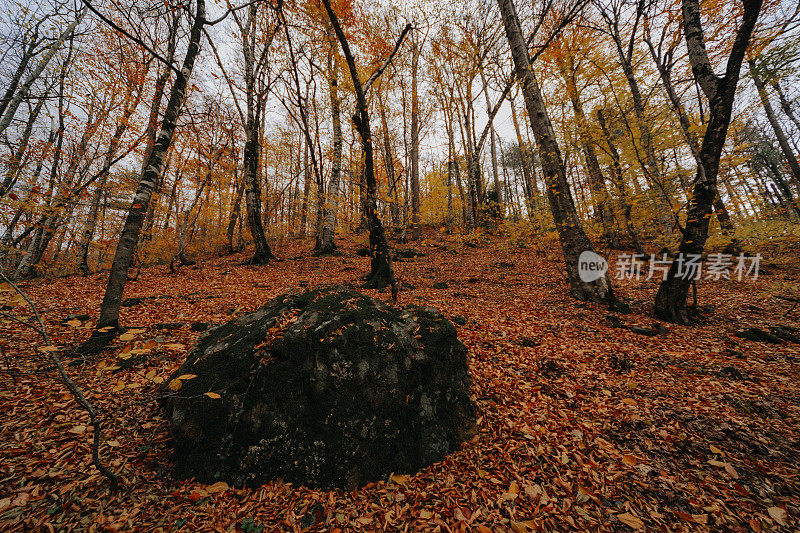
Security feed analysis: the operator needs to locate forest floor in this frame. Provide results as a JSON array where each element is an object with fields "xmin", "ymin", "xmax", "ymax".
[{"xmin": 2, "ymin": 233, "xmax": 799, "ymax": 532}]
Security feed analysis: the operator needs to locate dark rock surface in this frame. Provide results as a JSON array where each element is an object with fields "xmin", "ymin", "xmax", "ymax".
[{"xmin": 161, "ymin": 286, "xmax": 476, "ymax": 489}]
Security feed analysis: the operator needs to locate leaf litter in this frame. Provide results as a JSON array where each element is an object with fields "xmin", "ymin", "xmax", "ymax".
[{"xmin": 1, "ymin": 235, "xmax": 798, "ymax": 531}]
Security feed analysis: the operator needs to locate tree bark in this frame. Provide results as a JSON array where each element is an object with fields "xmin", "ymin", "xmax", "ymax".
[
  {"xmin": 654, "ymin": 0, "xmax": 761, "ymax": 324},
  {"xmin": 226, "ymin": 179, "xmax": 245, "ymax": 254},
  {"xmin": 319, "ymin": 0, "xmax": 408, "ymax": 296},
  {"xmin": 750, "ymin": 60, "xmax": 800, "ymax": 187},
  {"xmin": 95, "ymin": 0, "xmax": 206, "ymax": 332},
  {"xmin": 317, "ymin": 36, "xmax": 342, "ymax": 255},
  {"xmin": 499, "ymin": 0, "xmax": 619, "ymax": 303},
  {"xmin": 410, "ymin": 34, "xmax": 421, "ymax": 240}
]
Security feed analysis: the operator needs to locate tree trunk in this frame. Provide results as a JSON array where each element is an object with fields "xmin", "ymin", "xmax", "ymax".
[
  {"xmin": 243, "ymin": 117, "xmax": 273, "ymax": 262},
  {"xmin": 95, "ymin": 0, "xmax": 206, "ymax": 333},
  {"xmin": 481, "ymin": 71, "xmax": 502, "ymax": 215},
  {"xmin": 226, "ymin": 179, "xmax": 245, "ymax": 254},
  {"xmin": 320, "ymin": 0, "xmax": 407, "ymax": 296},
  {"xmin": 509, "ymin": 93, "xmax": 538, "ymax": 219},
  {"xmin": 750, "ymin": 60, "xmax": 800, "ymax": 187},
  {"xmin": 499, "ymin": 0, "xmax": 619, "ymax": 303},
  {"xmin": 379, "ymin": 97, "xmax": 400, "ymax": 232},
  {"xmin": 654, "ymin": 0, "xmax": 761, "ymax": 324},
  {"xmin": 300, "ymin": 140, "xmax": 311, "ymax": 237},
  {"xmin": 317, "ymin": 38, "xmax": 342, "ymax": 255},
  {"xmin": 410, "ymin": 35, "xmax": 421, "ymax": 240}
]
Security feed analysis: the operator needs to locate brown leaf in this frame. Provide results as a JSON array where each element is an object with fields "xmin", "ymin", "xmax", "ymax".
[
  {"xmin": 768, "ymin": 507, "xmax": 788, "ymax": 526},
  {"xmin": 206, "ymin": 481, "xmax": 229, "ymax": 494},
  {"xmin": 617, "ymin": 512, "xmax": 644, "ymax": 530}
]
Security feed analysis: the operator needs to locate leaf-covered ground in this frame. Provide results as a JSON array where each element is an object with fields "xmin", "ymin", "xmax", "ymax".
[{"xmin": 2, "ymin": 235, "xmax": 799, "ymax": 532}]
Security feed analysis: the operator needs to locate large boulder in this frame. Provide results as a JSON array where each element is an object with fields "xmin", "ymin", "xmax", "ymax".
[{"xmin": 161, "ymin": 285, "xmax": 476, "ymax": 489}]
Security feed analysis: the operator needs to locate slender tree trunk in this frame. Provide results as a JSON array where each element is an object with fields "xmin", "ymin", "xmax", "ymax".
[
  {"xmin": 750, "ymin": 60, "xmax": 800, "ymax": 186},
  {"xmin": 317, "ymin": 37, "xmax": 342, "ymax": 255},
  {"xmin": 300, "ymin": 140, "xmax": 311, "ymax": 237},
  {"xmin": 509, "ymin": 93, "xmax": 538, "ymax": 219},
  {"xmin": 499, "ymin": 0, "xmax": 619, "ymax": 304},
  {"xmin": 94, "ymin": 0, "xmax": 206, "ymax": 333},
  {"xmin": 410, "ymin": 35, "xmax": 421, "ymax": 240},
  {"xmin": 226, "ymin": 179, "xmax": 245, "ymax": 254},
  {"xmin": 773, "ymin": 81, "xmax": 800, "ymax": 134},
  {"xmin": 654, "ymin": 0, "xmax": 761, "ymax": 323},
  {"xmin": 320, "ymin": 0, "xmax": 406, "ymax": 296},
  {"xmin": 481, "ymin": 71, "xmax": 502, "ymax": 214},
  {"xmin": 379, "ymin": 97, "xmax": 400, "ymax": 232}
]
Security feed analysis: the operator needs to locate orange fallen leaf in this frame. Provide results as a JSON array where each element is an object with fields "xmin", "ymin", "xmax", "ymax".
[{"xmin": 617, "ymin": 512, "xmax": 644, "ymax": 530}]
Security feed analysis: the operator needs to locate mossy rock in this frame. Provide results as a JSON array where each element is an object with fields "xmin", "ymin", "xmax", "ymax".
[{"xmin": 161, "ymin": 285, "xmax": 476, "ymax": 489}]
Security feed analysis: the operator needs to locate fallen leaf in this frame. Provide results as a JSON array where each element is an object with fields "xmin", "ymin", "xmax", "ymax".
[
  {"xmin": 622, "ymin": 454, "xmax": 638, "ymax": 466},
  {"xmin": 206, "ymin": 481, "xmax": 229, "ymax": 494},
  {"xmin": 768, "ymin": 507, "xmax": 787, "ymax": 526},
  {"xmin": 204, "ymin": 392, "xmax": 221, "ymax": 399},
  {"xmin": 390, "ymin": 473, "xmax": 411, "ymax": 485},
  {"xmin": 509, "ymin": 520, "xmax": 528, "ymax": 532},
  {"xmin": 617, "ymin": 512, "xmax": 644, "ymax": 530}
]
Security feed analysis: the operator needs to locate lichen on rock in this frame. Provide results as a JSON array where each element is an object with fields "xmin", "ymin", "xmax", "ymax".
[{"xmin": 161, "ymin": 285, "xmax": 476, "ymax": 489}]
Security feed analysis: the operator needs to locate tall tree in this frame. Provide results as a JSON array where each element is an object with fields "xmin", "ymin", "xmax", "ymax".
[
  {"xmin": 318, "ymin": 0, "xmax": 410, "ymax": 295},
  {"xmin": 498, "ymin": 0, "xmax": 621, "ymax": 305},
  {"xmin": 749, "ymin": 57, "xmax": 800, "ymax": 187},
  {"xmin": 654, "ymin": 0, "xmax": 762, "ymax": 323},
  {"xmin": 316, "ymin": 23, "xmax": 344, "ymax": 255},
  {"xmin": 93, "ymin": 0, "xmax": 207, "ymax": 336}
]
